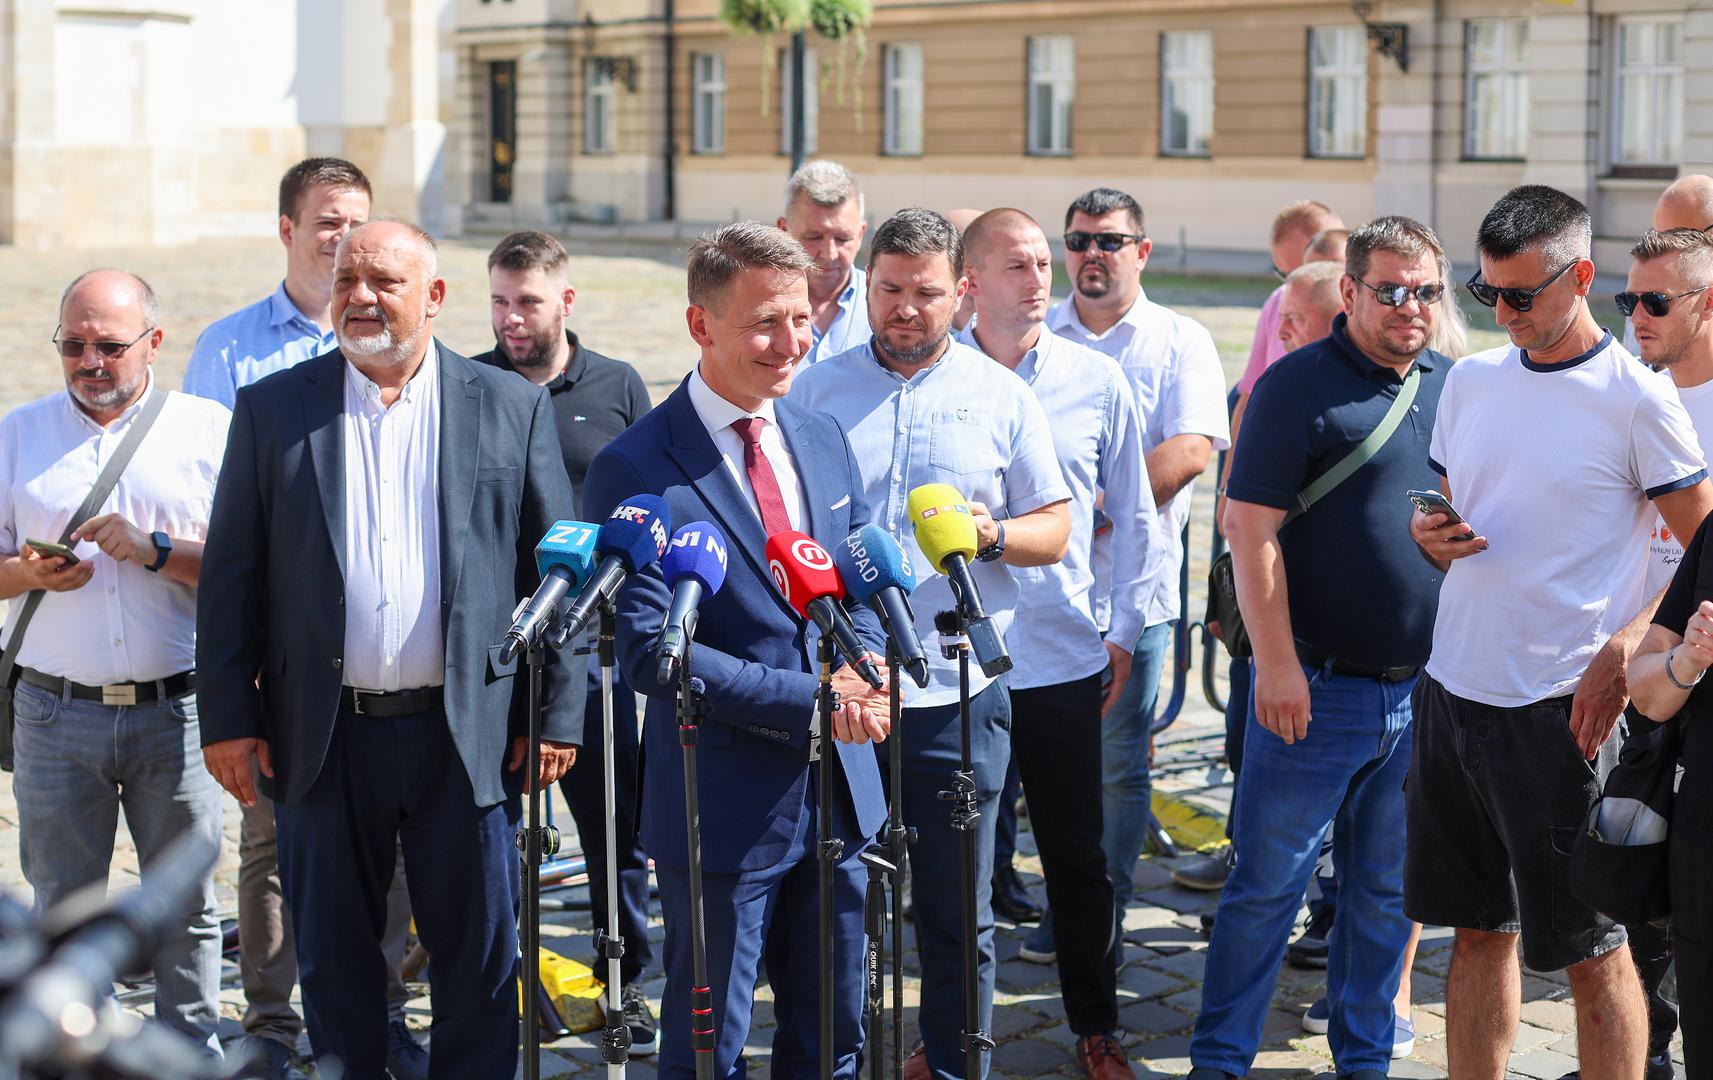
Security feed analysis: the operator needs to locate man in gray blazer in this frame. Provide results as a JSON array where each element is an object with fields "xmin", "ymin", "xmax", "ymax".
[{"xmin": 198, "ymin": 221, "xmax": 583, "ymax": 1080}]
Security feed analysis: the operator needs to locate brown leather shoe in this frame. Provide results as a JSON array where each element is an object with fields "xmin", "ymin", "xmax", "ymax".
[
  {"xmin": 1076, "ymin": 1033, "xmax": 1137, "ymax": 1080},
  {"xmin": 901, "ymin": 1041, "xmax": 931, "ymax": 1080}
]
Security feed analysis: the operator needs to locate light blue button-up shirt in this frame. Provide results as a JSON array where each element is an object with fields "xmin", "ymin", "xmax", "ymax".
[
  {"xmin": 182, "ymin": 282, "xmax": 338, "ymax": 408},
  {"xmin": 957, "ymin": 324, "xmax": 1160, "ymax": 690},
  {"xmin": 790, "ymin": 337, "xmax": 1070, "ymax": 708},
  {"xmin": 802, "ymin": 266, "xmax": 872, "ymax": 366}
]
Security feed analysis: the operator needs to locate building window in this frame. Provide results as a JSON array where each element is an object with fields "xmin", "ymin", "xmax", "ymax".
[
  {"xmin": 1160, "ymin": 30, "xmax": 1214, "ymax": 157},
  {"xmin": 1611, "ymin": 18, "xmax": 1682, "ymax": 170},
  {"xmin": 883, "ymin": 42, "xmax": 924, "ymax": 156},
  {"xmin": 584, "ymin": 62, "xmax": 615, "ymax": 154},
  {"xmin": 778, "ymin": 46, "xmax": 819, "ymax": 156},
  {"xmin": 692, "ymin": 52, "xmax": 725, "ymax": 155},
  {"xmin": 1026, "ymin": 35, "xmax": 1074, "ymax": 156},
  {"xmin": 1307, "ymin": 26, "xmax": 1366, "ymax": 158},
  {"xmin": 1464, "ymin": 20, "xmax": 1528, "ymax": 160}
]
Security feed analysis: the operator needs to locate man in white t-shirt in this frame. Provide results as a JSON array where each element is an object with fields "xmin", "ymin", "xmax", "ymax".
[{"xmin": 1408, "ymin": 185, "xmax": 1713, "ymax": 1077}]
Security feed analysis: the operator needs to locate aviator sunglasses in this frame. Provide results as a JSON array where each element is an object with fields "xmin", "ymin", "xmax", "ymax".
[
  {"xmin": 51, "ymin": 325, "xmax": 155, "ymax": 360},
  {"xmin": 1614, "ymin": 286, "xmax": 1712, "ymax": 318},
  {"xmin": 1349, "ymin": 276, "xmax": 1445, "ymax": 307},
  {"xmin": 1063, "ymin": 231, "xmax": 1144, "ymax": 254},
  {"xmin": 1465, "ymin": 260, "xmax": 1576, "ymax": 312}
]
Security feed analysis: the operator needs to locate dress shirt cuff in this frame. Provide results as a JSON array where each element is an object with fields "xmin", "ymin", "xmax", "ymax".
[{"xmin": 1107, "ymin": 609, "xmax": 1145, "ymax": 656}]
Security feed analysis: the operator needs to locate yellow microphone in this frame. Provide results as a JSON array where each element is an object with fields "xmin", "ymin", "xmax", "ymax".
[{"xmin": 905, "ymin": 483, "xmax": 1012, "ymax": 677}]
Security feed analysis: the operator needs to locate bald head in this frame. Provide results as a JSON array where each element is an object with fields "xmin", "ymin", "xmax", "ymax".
[
  {"xmin": 1279, "ymin": 261, "xmax": 1344, "ymax": 352},
  {"xmin": 332, "ymin": 220, "xmax": 445, "ymax": 371},
  {"xmin": 963, "ymin": 208, "xmax": 1045, "ymax": 268},
  {"xmin": 57, "ymin": 269, "xmax": 162, "ymax": 420},
  {"xmin": 60, "ymin": 269, "xmax": 158, "ymax": 331},
  {"xmin": 961, "ymin": 208, "xmax": 1053, "ymax": 339},
  {"xmin": 1655, "ymin": 175, "xmax": 1713, "ymax": 232},
  {"xmin": 945, "ymin": 208, "xmax": 982, "ymax": 234}
]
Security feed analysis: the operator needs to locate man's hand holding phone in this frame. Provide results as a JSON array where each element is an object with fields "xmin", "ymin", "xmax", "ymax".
[
  {"xmin": 15, "ymin": 542, "xmax": 93, "ymax": 592},
  {"xmin": 1407, "ymin": 490, "xmax": 1488, "ymax": 566}
]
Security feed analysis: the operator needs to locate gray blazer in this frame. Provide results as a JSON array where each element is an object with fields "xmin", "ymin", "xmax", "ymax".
[{"xmin": 197, "ymin": 342, "xmax": 584, "ymax": 807}]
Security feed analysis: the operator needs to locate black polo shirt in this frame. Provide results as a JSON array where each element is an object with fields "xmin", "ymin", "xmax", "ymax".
[
  {"xmin": 1225, "ymin": 314, "xmax": 1448, "ymax": 669},
  {"xmin": 472, "ymin": 332, "xmax": 651, "ymax": 505}
]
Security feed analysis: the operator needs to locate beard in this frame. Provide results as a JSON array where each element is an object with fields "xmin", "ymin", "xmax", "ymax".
[
  {"xmin": 873, "ymin": 322, "xmax": 948, "ymax": 367},
  {"xmin": 1075, "ymin": 262, "xmax": 1114, "ymax": 299},
  {"xmin": 65, "ymin": 366, "xmax": 145, "ymax": 412},
  {"xmin": 338, "ymin": 304, "xmax": 422, "ymax": 364},
  {"xmin": 497, "ymin": 323, "xmax": 563, "ymax": 369}
]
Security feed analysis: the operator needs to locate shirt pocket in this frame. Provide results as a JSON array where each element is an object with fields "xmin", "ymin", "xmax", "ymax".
[{"xmin": 927, "ymin": 409, "xmax": 1003, "ymax": 482}]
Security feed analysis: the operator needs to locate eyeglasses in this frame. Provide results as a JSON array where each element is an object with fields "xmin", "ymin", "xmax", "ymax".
[
  {"xmin": 1063, "ymin": 231, "xmax": 1144, "ymax": 254},
  {"xmin": 1465, "ymin": 261, "xmax": 1578, "ymax": 312},
  {"xmin": 1614, "ymin": 286, "xmax": 1712, "ymax": 318},
  {"xmin": 52, "ymin": 325, "xmax": 155, "ymax": 360},
  {"xmin": 1349, "ymin": 276, "xmax": 1445, "ymax": 308},
  {"xmin": 1271, "ymin": 263, "xmax": 1288, "ymax": 282}
]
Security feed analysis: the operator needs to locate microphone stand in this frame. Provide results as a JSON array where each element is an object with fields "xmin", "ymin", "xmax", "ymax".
[
  {"xmin": 937, "ymin": 610, "xmax": 992, "ymax": 1080},
  {"xmin": 815, "ymin": 634, "xmax": 844, "ymax": 1080},
  {"xmin": 858, "ymin": 642, "xmax": 910, "ymax": 1080},
  {"xmin": 596, "ymin": 602, "xmax": 633, "ymax": 1078},
  {"xmin": 675, "ymin": 632, "xmax": 716, "ymax": 1080},
  {"xmin": 518, "ymin": 640, "xmax": 563, "ymax": 1080}
]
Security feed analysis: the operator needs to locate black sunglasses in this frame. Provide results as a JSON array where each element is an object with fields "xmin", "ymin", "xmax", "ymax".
[
  {"xmin": 1615, "ymin": 286, "xmax": 1712, "ymax": 318},
  {"xmin": 51, "ymin": 325, "xmax": 155, "ymax": 360},
  {"xmin": 1350, "ymin": 275, "xmax": 1445, "ymax": 308},
  {"xmin": 1064, "ymin": 231, "xmax": 1144, "ymax": 254},
  {"xmin": 1465, "ymin": 261, "xmax": 1577, "ymax": 312}
]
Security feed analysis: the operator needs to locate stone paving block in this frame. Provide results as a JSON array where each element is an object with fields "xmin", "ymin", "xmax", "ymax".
[
  {"xmin": 1117, "ymin": 963, "xmax": 1185, "ymax": 1002},
  {"xmin": 1132, "ymin": 1033, "xmax": 1193, "ymax": 1073},
  {"xmin": 1250, "ymin": 1047, "xmax": 1337, "ymax": 1074},
  {"xmin": 1388, "ymin": 1057, "xmax": 1450, "ymax": 1079},
  {"xmin": 1519, "ymin": 998, "xmax": 1576, "ymax": 1034},
  {"xmin": 996, "ymin": 957, "xmax": 1060, "ymax": 992},
  {"xmin": 1413, "ymin": 1034, "xmax": 1449, "ymax": 1068},
  {"xmin": 1508, "ymin": 1047, "xmax": 1581, "ymax": 1079},
  {"xmin": 992, "ymin": 1000, "xmax": 1054, "ymax": 1039},
  {"xmin": 1126, "ymin": 920, "xmax": 1206, "ymax": 955},
  {"xmin": 1128, "ymin": 859, "xmax": 1177, "ymax": 892},
  {"xmin": 992, "ymin": 1036, "xmax": 1070, "ymax": 1076},
  {"xmin": 1118, "ymin": 999, "xmax": 1193, "ymax": 1038},
  {"xmin": 1410, "ymin": 1007, "xmax": 1446, "ymax": 1038},
  {"xmin": 1509, "ymin": 1021, "xmax": 1561, "ymax": 1054},
  {"xmin": 1144, "ymin": 947, "xmax": 1207, "ymax": 982},
  {"xmin": 1163, "ymin": 986, "xmax": 1203, "ymax": 1014},
  {"xmin": 1136, "ymin": 885, "xmax": 1217, "ymax": 915},
  {"xmin": 1037, "ymin": 1023, "xmax": 1080, "ymax": 1050}
]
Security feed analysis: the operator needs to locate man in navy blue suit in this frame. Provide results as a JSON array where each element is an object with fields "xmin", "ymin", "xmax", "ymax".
[{"xmin": 582, "ymin": 221, "xmax": 894, "ymax": 1078}]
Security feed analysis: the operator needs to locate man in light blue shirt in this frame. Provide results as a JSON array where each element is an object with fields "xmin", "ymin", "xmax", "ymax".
[
  {"xmin": 777, "ymin": 160, "xmax": 871, "ymax": 365},
  {"xmin": 792, "ymin": 208, "xmax": 1070, "ymax": 1080}
]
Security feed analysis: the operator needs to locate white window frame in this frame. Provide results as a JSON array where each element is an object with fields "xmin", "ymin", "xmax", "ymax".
[
  {"xmin": 692, "ymin": 52, "xmax": 725, "ymax": 155},
  {"xmin": 1160, "ymin": 30, "xmax": 1214, "ymax": 157},
  {"xmin": 1026, "ymin": 35, "xmax": 1075, "ymax": 156},
  {"xmin": 883, "ymin": 42, "xmax": 924, "ymax": 156},
  {"xmin": 778, "ymin": 45, "xmax": 819, "ymax": 156},
  {"xmin": 1463, "ymin": 20, "xmax": 1529, "ymax": 160},
  {"xmin": 584, "ymin": 61, "xmax": 615, "ymax": 154},
  {"xmin": 1307, "ymin": 26, "xmax": 1366, "ymax": 158},
  {"xmin": 1609, "ymin": 18, "xmax": 1683, "ymax": 169}
]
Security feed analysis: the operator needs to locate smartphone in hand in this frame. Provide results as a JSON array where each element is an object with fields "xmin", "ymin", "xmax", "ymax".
[
  {"xmin": 24, "ymin": 538, "xmax": 79, "ymax": 565},
  {"xmin": 1406, "ymin": 490, "xmax": 1474, "ymax": 541}
]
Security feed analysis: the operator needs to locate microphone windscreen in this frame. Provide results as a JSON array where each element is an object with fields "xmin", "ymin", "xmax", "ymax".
[
  {"xmin": 534, "ymin": 521, "xmax": 601, "ymax": 592},
  {"xmin": 596, "ymin": 494, "xmax": 672, "ymax": 572},
  {"xmin": 833, "ymin": 524, "xmax": 916, "ymax": 605},
  {"xmin": 906, "ymin": 483, "xmax": 979, "ymax": 570},
  {"xmin": 764, "ymin": 530, "xmax": 846, "ymax": 619},
  {"xmin": 662, "ymin": 521, "xmax": 730, "ymax": 596}
]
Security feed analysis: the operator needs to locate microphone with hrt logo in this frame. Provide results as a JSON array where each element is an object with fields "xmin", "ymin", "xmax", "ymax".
[{"xmin": 555, "ymin": 495, "xmax": 671, "ymax": 643}]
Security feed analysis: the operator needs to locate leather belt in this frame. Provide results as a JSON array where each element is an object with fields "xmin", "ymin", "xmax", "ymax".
[
  {"xmin": 19, "ymin": 667, "xmax": 195, "ymax": 706},
  {"xmin": 341, "ymin": 685, "xmax": 444, "ymax": 718},
  {"xmin": 1294, "ymin": 642, "xmax": 1421, "ymax": 684}
]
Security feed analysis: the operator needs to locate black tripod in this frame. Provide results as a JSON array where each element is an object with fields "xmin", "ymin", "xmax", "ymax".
[
  {"xmin": 673, "ymin": 637, "xmax": 716, "ymax": 1080},
  {"xmin": 936, "ymin": 610, "xmax": 993, "ymax": 1080},
  {"xmin": 594, "ymin": 604, "xmax": 633, "ymax": 1078},
  {"xmin": 518, "ymin": 641, "xmax": 564, "ymax": 1080},
  {"xmin": 858, "ymin": 643, "xmax": 911, "ymax": 1080},
  {"xmin": 813, "ymin": 634, "xmax": 844, "ymax": 1080}
]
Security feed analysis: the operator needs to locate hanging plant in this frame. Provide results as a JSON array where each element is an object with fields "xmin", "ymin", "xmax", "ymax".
[
  {"xmin": 720, "ymin": 0, "xmax": 810, "ymax": 118},
  {"xmin": 808, "ymin": 0, "xmax": 871, "ymax": 131}
]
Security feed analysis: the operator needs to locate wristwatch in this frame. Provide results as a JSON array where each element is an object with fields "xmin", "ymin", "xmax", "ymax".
[
  {"xmin": 976, "ymin": 521, "xmax": 1006, "ymax": 563},
  {"xmin": 146, "ymin": 531, "xmax": 172, "ymax": 573}
]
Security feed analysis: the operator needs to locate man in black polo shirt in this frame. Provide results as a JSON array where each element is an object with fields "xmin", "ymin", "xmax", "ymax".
[
  {"xmin": 471, "ymin": 230, "xmax": 657, "ymax": 1053},
  {"xmin": 1187, "ymin": 217, "xmax": 1451, "ymax": 1080}
]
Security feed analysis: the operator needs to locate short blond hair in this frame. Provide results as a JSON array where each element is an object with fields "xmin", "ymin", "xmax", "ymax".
[
  {"xmin": 686, "ymin": 221, "xmax": 815, "ymax": 311},
  {"xmin": 1272, "ymin": 200, "xmax": 1341, "ymax": 245}
]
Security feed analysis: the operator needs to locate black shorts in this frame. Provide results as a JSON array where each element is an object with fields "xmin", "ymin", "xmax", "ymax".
[{"xmin": 1404, "ymin": 672, "xmax": 1628, "ymax": 972}]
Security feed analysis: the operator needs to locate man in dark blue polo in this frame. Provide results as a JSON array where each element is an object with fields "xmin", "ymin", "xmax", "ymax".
[{"xmin": 1187, "ymin": 217, "xmax": 1452, "ymax": 1080}]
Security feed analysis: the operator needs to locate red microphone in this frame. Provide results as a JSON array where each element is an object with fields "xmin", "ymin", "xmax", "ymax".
[{"xmin": 765, "ymin": 530, "xmax": 885, "ymax": 690}]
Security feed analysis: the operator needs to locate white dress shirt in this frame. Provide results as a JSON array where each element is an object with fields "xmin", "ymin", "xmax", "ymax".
[
  {"xmin": 342, "ymin": 348, "xmax": 444, "ymax": 692},
  {"xmin": 0, "ymin": 377, "xmax": 230, "ymax": 685},
  {"xmin": 686, "ymin": 364, "xmax": 807, "ymax": 532}
]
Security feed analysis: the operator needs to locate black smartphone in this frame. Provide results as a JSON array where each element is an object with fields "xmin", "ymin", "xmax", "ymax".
[
  {"xmin": 24, "ymin": 538, "xmax": 79, "ymax": 565},
  {"xmin": 1407, "ymin": 490, "xmax": 1473, "ymax": 539}
]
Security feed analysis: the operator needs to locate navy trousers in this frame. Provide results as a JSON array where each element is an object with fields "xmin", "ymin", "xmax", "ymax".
[{"xmin": 276, "ymin": 705, "xmax": 521, "ymax": 1080}]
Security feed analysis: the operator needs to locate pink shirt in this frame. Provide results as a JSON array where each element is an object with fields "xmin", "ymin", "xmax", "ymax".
[{"xmin": 1237, "ymin": 284, "xmax": 1289, "ymax": 395}]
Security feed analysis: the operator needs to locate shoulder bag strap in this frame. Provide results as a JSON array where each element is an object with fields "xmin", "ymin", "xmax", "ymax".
[{"xmin": 1284, "ymin": 366, "xmax": 1421, "ymax": 525}]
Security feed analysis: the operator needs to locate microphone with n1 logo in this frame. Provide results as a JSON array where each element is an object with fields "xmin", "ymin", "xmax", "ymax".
[
  {"xmin": 654, "ymin": 521, "xmax": 730, "ymax": 686},
  {"xmin": 499, "ymin": 520, "xmax": 601, "ymax": 664},
  {"xmin": 555, "ymin": 494, "xmax": 671, "ymax": 643},
  {"xmin": 833, "ymin": 524, "xmax": 930, "ymax": 689},
  {"xmin": 906, "ymin": 483, "xmax": 1012, "ymax": 678},
  {"xmin": 765, "ymin": 530, "xmax": 884, "ymax": 690}
]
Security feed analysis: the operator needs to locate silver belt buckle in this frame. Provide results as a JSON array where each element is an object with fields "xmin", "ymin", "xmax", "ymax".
[{"xmin": 102, "ymin": 683, "xmax": 139, "ymax": 707}]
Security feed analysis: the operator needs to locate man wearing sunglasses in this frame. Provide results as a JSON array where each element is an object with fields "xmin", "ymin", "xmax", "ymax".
[
  {"xmin": 1409, "ymin": 185, "xmax": 1713, "ymax": 1078},
  {"xmin": 1042, "ymin": 188, "xmax": 1229, "ymax": 963},
  {"xmin": 1624, "ymin": 175, "xmax": 1713, "ymax": 357}
]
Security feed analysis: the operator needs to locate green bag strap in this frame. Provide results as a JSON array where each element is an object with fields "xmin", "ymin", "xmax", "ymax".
[{"xmin": 1284, "ymin": 366, "xmax": 1421, "ymax": 524}]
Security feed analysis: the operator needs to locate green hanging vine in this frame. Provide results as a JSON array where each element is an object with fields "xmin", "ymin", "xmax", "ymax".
[
  {"xmin": 809, "ymin": 0, "xmax": 871, "ymax": 131},
  {"xmin": 719, "ymin": 0, "xmax": 810, "ymax": 118}
]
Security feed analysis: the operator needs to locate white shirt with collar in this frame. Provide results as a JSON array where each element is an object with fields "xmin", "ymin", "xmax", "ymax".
[
  {"xmin": 686, "ymin": 363, "xmax": 808, "ymax": 532},
  {"xmin": 0, "ymin": 376, "xmax": 230, "ymax": 685},
  {"xmin": 342, "ymin": 345, "xmax": 444, "ymax": 692}
]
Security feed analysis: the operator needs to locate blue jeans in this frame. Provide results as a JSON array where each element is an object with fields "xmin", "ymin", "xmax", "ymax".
[
  {"xmin": 1101, "ymin": 620, "xmax": 1174, "ymax": 909},
  {"xmin": 1191, "ymin": 662, "xmax": 1414, "ymax": 1075},
  {"xmin": 10, "ymin": 678, "xmax": 225, "ymax": 1053}
]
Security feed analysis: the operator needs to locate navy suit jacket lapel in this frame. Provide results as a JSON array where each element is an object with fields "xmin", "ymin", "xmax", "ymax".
[
  {"xmin": 301, "ymin": 352, "xmax": 347, "ymax": 586},
  {"xmin": 438, "ymin": 342, "xmax": 482, "ymax": 611},
  {"xmin": 775, "ymin": 399, "xmax": 832, "ymax": 543}
]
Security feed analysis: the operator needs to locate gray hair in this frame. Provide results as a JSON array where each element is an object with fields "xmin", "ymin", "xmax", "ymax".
[
  {"xmin": 60, "ymin": 269, "xmax": 160, "ymax": 328},
  {"xmin": 784, "ymin": 159, "xmax": 864, "ymax": 217},
  {"xmin": 686, "ymin": 221, "xmax": 816, "ymax": 310},
  {"xmin": 1345, "ymin": 215, "xmax": 1446, "ymax": 284},
  {"xmin": 868, "ymin": 207, "xmax": 965, "ymax": 278},
  {"xmin": 336, "ymin": 219, "xmax": 441, "ymax": 281},
  {"xmin": 1284, "ymin": 261, "xmax": 1343, "ymax": 317}
]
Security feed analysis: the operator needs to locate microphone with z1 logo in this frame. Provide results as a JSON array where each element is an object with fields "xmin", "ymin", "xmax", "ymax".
[
  {"xmin": 906, "ymin": 483, "xmax": 1012, "ymax": 678},
  {"xmin": 655, "ymin": 522, "xmax": 730, "ymax": 686},
  {"xmin": 500, "ymin": 520, "xmax": 601, "ymax": 664},
  {"xmin": 765, "ymin": 530, "xmax": 884, "ymax": 690},
  {"xmin": 555, "ymin": 494, "xmax": 671, "ymax": 643},
  {"xmin": 833, "ymin": 524, "xmax": 930, "ymax": 689}
]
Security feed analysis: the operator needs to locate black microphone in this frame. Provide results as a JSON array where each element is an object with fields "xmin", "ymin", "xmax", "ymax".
[
  {"xmin": 555, "ymin": 495, "xmax": 671, "ymax": 644},
  {"xmin": 833, "ymin": 525, "xmax": 930, "ymax": 688},
  {"xmin": 500, "ymin": 521, "xmax": 601, "ymax": 664},
  {"xmin": 655, "ymin": 522, "xmax": 730, "ymax": 686}
]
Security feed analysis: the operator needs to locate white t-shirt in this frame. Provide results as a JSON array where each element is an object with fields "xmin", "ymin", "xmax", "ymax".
[
  {"xmin": 1647, "ymin": 376, "xmax": 1713, "ymax": 595},
  {"xmin": 1426, "ymin": 332, "xmax": 1706, "ymax": 707}
]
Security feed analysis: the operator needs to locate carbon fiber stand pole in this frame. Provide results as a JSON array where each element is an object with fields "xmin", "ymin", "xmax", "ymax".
[
  {"xmin": 518, "ymin": 641, "xmax": 561, "ymax": 1080},
  {"xmin": 677, "ymin": 632, "xmax": 716, "ymax": 1080},
  {"xmin": 816, "ymin": 634, "xmax": 843, "ymax": 1080},
  {"xmin": 856, "ymin": 641, "xmax": 911, "ymax": 1080},
  {"xmin": 888, "ymin": 642, "xmax": 909, "ymax": 1080},
  {"xmin": 597, "ymin": 604, "xmax": 631, "ymax": 1077},
  {"xmin": 939, "ymin": 612, "xmax": 992, "ymax": 1080}
]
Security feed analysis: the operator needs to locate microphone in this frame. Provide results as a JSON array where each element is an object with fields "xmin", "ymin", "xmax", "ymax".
[
  {"xmin": 655, "ymin": 522, "xmax": 730, "ymax": 686},
  {"xmin": 764, "ymin": 530, "xmax": 884, "ymax": 690},
  {"xmin": 833, "ymin": 524, "xmax": 930, "ymax": 688},
  {"xmin": 556, "ymin": 495, "xmax": 671, "ymax": 644},
  {"xmin": 906, "ymin": 483, "xmax": 1012, "ymax": 678},
  {"xmin": 500, "ymin": 521, "xmax": 601, "ymax": 664}
]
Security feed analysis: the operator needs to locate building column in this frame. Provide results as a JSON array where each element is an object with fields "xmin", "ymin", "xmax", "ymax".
[
  {"xmin": 377, "ymin": 0, "xmax": 449, "ymax": 234},
  {"xmin": 1521, "ymin": 3, "xmax": 1598, "ymax": 204},
  {"xmin": 1685, "ymin": 4, "xmax": 1713, "ymax": 175}
]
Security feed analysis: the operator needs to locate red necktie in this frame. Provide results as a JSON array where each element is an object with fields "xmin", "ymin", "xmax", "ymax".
[{"xmin": 731, "ymin": 417, "xmax": 792, "ymax": 536}]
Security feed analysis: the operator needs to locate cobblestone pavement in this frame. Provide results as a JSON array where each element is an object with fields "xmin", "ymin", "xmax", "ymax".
[{"xmin": 0, "ymin": 238, "xmax": 1658, "ymax": 1077}]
